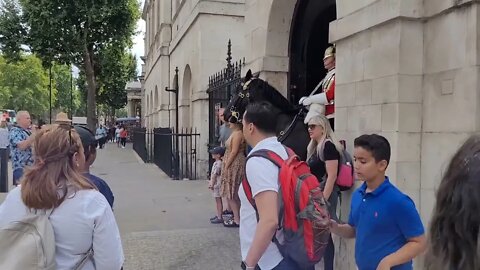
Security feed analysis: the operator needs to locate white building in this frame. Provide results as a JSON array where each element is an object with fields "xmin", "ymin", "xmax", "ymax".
[
  {"xmin": 143, "ymin": 1, "xmax": 480, "ymax": 268},
  {"xmin": 141, "ymin": 0, "xmax": 245, "ymax": 178}
]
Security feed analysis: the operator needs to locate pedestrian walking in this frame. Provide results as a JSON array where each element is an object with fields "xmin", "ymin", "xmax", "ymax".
[
  {"xmin": 115, "ymin": 125, "xmax": 121, "ymax": 147},
  {"xmin": 330, "ymin": 134, "xmax": 426, "ymax": 270},
  {"xmin": 96, "ymin": 125, "xmax": 107, "ymax": 149},
  {"xmin": 305, "ymin": 114, "xmax": 343, "ymax": 270},
  {"xmin": 425, "ymin": 135, "xmax": 480, "ymax": 270},
  {"xmin": 8, "ymin": 111, "xmax": 35, "ymax": 186},
  {"xmin": 0, "ymin": 124, "xmax": 124, "ymax": 270},
  {"xmin": 119, "ymin": 126, "xmax": 128, "ymax": 148},
  {"xmin": 208, "ymin": 146, "xmax": 225, "ymax": 224},
  {"xmin": 220, "ymin": 115, "xmax": 246, "ymax": 227}
]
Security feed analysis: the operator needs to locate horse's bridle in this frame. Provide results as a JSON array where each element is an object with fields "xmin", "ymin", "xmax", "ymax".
[{"xmin": 229, "ymin": 78, "xmax": 255, "ymax": 122}]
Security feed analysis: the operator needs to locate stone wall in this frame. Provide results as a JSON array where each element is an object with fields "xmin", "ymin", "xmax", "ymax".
[{"xmin": 332, "ymin": 0, "xmax": 480, "ymax": 269}]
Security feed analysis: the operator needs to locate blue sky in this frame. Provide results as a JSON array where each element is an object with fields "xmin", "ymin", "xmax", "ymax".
[{"xmin": 131, "ymin": 0, "xmax": 146, "ymax": 75}]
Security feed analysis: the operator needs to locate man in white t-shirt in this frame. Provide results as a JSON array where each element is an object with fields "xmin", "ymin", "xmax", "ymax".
[{"xmin": 240, "ymin": 102, "xmax": 312, "ymax": 270}]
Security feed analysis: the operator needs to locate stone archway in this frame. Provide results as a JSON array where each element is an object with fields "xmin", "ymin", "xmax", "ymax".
[
  {"xmin": 246, "ymin": 0, "xmax": 336, "ymax": 100},
  {"xmin": 289, "ymin": 0, "xmax": 336, "ymax": 102},
  {"xmin": 180, "ymin": 65, "xmax": 192, "ymax": 129}
]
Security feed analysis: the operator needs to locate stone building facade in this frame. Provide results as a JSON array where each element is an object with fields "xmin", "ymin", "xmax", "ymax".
[
  {"xmin": 126, "ymin": 81, "xmax": 142, "ymax": 118},
  {"xmin": 141, "ymin": 0, "xmax": 245, "ymax": 177},
  {"xmin": 143, "ymin": 0, "xmax": 479, "ymax": 268}
]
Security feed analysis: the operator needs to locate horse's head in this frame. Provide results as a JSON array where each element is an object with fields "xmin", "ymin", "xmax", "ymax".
[
  {"xmin": 224, "ymin": 70, "xmax": 296, "ymax": 123},
  {"xmin": 224, "ymin": 70, "xmax": 256, "ymax": 123}
]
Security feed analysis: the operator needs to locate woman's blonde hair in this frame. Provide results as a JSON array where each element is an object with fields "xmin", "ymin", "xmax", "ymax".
[
  {"xmin": 21, "ymin": 124, "xmax": 95, "ymax": 209},
  {"xmin": 306, "ymin": 114, "xmax": 344, "ymax": 161}
]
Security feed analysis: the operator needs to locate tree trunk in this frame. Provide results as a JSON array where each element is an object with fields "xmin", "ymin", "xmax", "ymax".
[{"xmin": 84, "ymin": 46, "xmax": 97, "ymax": 131}]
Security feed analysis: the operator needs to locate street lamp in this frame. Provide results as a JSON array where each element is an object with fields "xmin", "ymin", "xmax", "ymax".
[
  {"xmin": 70, "ymin": 65, "xmax": 74, "ymax": 119},
  {"xmin": 49, "ymin": 65, "xmax": 52, "ymax": 124},
  {"xmin": 165, "ymin": 67, "xmax": 179, "ymax": 179}
]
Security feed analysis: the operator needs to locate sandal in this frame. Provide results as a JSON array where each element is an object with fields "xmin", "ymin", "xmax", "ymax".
[
  {"xmin": 210, "ymin": 215, "xmax": 219, "ymax": 221},
  {"xmin": 210, "ymin": 217, "xmax": 223, "ymax": 224},
  {"xmin": 223, "ymin": 219, "xmax": 239, "ymax": 227}
]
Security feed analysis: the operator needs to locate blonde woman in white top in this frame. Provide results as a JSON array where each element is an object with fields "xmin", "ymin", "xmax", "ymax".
[{"xmin": 0, "ymin": 124, "xmax": 124, "ymax": 270}]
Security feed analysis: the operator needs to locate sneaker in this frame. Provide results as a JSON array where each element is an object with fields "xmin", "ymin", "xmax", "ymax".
[
  {"xmin": 210, "ymin": 216, "xmax": 218, "ymax": 221},
  {"xmin": 122, "ymin": 146, "xmax": 125, "ymax": 149},
  {"xmin": 210, "ymin": 217, "xmax": 223, "ymax": 224}
]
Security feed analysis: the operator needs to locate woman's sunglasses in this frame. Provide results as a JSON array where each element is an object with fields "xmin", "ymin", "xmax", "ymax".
[{"xmin": 307, "ymin": 125, "xmax": 317, "ymax": 130}]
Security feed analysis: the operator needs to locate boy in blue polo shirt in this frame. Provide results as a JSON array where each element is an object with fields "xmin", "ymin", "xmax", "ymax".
[{"xmin": 330, "ymin": 134, "xmax": 426, "ymax": 270}]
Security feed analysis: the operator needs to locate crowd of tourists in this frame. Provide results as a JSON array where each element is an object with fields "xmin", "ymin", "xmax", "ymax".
[
  {"xmin": 207, "ymin": 102, "xmax": 480, "ymax": 270},
  {"xmin": 0, "ymin": 111, "xmax": 123, "ymax": 269},
  {"xmin": 96, "ymin": 124, "xmax": 129, "ymax": 149}
]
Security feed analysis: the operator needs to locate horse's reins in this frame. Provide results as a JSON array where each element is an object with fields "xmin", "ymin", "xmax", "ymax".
[{"xmin": 277, "ymin": 109, "xmax": 305, "ymax": 143}]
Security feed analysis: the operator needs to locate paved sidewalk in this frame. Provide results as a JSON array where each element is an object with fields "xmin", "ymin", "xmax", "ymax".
[{"xmin": 92, "ymin": 143, "xmax": 240, "ymax": 270}]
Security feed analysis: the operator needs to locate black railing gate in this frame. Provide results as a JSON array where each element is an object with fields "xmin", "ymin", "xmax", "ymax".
[{"xmin": 207, "ymin": 40, "xmax": 244, "ymax": 168}]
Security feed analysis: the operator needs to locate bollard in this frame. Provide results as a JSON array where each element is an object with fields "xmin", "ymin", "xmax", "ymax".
[{"xmin": 0, "ymin": 148, "xmax": 8, "ymax": 192}]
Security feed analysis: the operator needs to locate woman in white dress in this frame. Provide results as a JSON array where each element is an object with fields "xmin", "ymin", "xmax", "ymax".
[{"xmin": 0, "ymin": 124, "xmax": 124, "ymax": 270}]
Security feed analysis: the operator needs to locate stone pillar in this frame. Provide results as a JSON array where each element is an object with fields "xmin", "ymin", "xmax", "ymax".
[
  {"xmin": 243, "ymin": 0, "xmax": 294, "ymax": 96},
  {"xmin": 420, "ymin": 0, "xmax": 480, "ymax": 238},
  {"xmin": 331, "ymin": 0, "xmax": 423, "ymax": 269}
]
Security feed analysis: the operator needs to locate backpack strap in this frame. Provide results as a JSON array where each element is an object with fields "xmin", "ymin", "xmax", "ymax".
[{"xmin": 243, "ymin": 147, "xmax": 293, "ymax": 223}]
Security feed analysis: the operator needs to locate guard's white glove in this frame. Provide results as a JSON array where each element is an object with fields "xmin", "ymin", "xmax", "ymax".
[
  {"xmin": 306, "ymin": 92, "xmax": 328, "ymax": 105},
  {"xmin": 298, "ymin": 96, "xmax": 309, "ymax": 105}
]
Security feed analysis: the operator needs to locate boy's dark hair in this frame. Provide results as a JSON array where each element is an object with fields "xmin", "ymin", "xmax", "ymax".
[
  {"xmin": 243, "ymin": 101, "xmax": 277, "ymax": 134},
  {"xmin": 354, "ymin": 134, "xmax": 391, "ymax": 164}
]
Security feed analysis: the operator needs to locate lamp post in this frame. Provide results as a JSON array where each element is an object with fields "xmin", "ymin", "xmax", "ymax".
[
  {"xmin": 165, "ymin": 67, "xmax": 179, "ymax": 179},
  {"xmin": 70, "ymin": 65, "xmax": 74, "ymax": 119},
  {"xmin": 49, "ymin": 65, "xmax": 52, "ymax": 123}
]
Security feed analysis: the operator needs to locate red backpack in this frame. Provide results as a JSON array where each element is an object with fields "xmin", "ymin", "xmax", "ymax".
[{"xmin": 243, "ymin": 147, "xmax": 331, "ymax": 268}]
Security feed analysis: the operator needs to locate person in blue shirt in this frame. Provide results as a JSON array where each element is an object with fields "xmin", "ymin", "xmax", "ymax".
[
  {"xmin": 8, "ymin": 111, "xmax": 35, "ymax": 186},
  {"xmin": 330, "ymin": 134, "xmax": 426, "ymax": 270},
  {"xmin": 75, "ymin": 125, "xmax": 115, "ymax": 208}
]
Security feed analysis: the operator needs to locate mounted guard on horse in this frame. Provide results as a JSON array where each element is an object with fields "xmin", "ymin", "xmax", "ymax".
[{"xmin": 224, "ymin": 45, "xmax": 336, "ymax": 161}]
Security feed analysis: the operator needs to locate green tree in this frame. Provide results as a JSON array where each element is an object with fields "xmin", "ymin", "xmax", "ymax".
[
  {"xmin": 5, "ymin": 0, "xmax": 140, "ymax": 130},
  {"xmin": 0, "ymin": 54, "xmax": 53, "ymax": 117},
  {"xmin": 52, "ymin": 64, "xmax": 82, "ymax": 116},
  {"xmin": 97, "ymin": 44, "xmax": 137, "ymax": 119},
  {"xmin": 0, "ymin": 0, "xmax": 27, "ymax": 62}
]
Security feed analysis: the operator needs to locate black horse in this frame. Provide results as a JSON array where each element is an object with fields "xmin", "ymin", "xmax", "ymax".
[{"xmin": 224, "ymin": 70, "xmax": 310, "ymax": 160}]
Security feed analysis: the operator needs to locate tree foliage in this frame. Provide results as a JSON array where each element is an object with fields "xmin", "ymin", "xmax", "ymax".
[
  {"xmin": 52, "ymin": 64, "xmax": 82, "ymax": 116},
  {"xmin": 0, "ymin": 0, "xmax": 27, "ymax": 62},
  {"xmin": 1, "ymin": 0, "xmax": 140, "ymax": 130},
  {"xmin": 0, "ymin": 54, "xmax": 52, "ymax": 117},
  {"xmin": 97, "ymin": 44, "xmax": 137, "ymax": 110}
]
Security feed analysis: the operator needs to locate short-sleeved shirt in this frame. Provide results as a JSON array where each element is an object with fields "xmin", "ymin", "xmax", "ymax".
[
  {"xmin": 238, "ymin": 137, "xmax": 288, "ymax": 270},
  {"xmin": 348, "ymin": 178, "xmax": 425, "ymax": 270},
  {"xmin": 210, "ymin": 160, "xmax": 222, "ymax": 185},
  {"xmin": 85, "ymin": 173, "xmax": 115, "ymax": 208},
  {"xmin": 307, "ymin": 140, "xmax": 340, "ymax": 182},
  {"xmin": 8, "ymin": 126, "xmax": 34, "ymax": 171}
]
